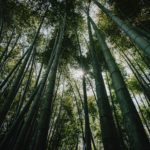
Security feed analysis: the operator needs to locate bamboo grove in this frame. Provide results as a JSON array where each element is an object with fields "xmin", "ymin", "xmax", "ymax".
[{"xmin": 0, "ymin": 0, "xmax": 150, "ymax": 150}]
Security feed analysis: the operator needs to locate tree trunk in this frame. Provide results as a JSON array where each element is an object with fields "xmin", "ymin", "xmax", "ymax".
[
  {"xmin": 93, "ymin": 0, "xmax": 150, "ymax": 59},
  {"xmin": 90, "ymin": 16, "xmax": 150, "ymax": 149},
  {"xmin": 33, "ymin": 14, "xmax": 66, "ymax": 150},
  {"xmin": 87, "ymin": 12, "xmax": 121, "ymax": 150},
  {"xmin": 82, "ymin": 76, "xmax": 92, "ymax": 150}
]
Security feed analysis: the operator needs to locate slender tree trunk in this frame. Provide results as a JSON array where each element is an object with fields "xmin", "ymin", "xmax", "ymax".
[
  {"xmin": 93, "ymin": 0, "xmax": 150, "ymax": 59},
  {"xmin": 16, "ymin": 54, "xmax": 34, "ymax": 115},
  {"xmin": 0, "ymin": 11, "xmax": 46, "ymax": 126},
  {"xmin": 82, "ymin": 76, "xmax": 92, "ymax": 150},
  {"xmin": 67, "ymin": 76, "xmax": 85, "ymax": 147},
  {"xmin": 0, "ymin": 33, "xmax": 20, "ymax": 69},
  {"xmin": 33, "ymin": 14, "xmax": 66, "ymax": 150},
  {"xmin": 122, "ymin": 51, "xmax": 150, "ymax": 89},
  {"xmin": 106, "ymin": 71, "xmax": 128, "ymax": 149},
  {"xmin": 0, "ymin": 17, "xmax": 3, "ymax": 43},
  {"xmin": 0, "ymin": 28, "xmax": 15, "ymax": 62},
  {"xmin": 87, "ymin": 77, "xmax": 97, "ymax": 102},
  {"xmin": 12, "ymin": 26, "xmax": 59, "ymax": 150},
  {"xmin": 87, "ymin": 11, "xmax": 121, "ymax": 150},
  {"xmin": 0, "ymin": 0, "xmax": 4, "ymax": 43},
  {"xmin": 0, "ymin": 47, "xmax": 31, "ymax": 89},
  {"xmin": 0, "ymin": 84, "xmax": 40, "ymax": 150},
  {"xmin": 90, "ymin": 16, "xmax": 150, "ymax": 149},
  {"xmin": 48, "ymin": 102, "xmax": 63, "ymax": 150},
  {"xmin": 0, "ymin": 47, "xmax": 33, "ymax": 126},
  {"xmin": 121, "ymin": 52, "xmax": 150, "ymax": 101},
  {"xmin": 131, "ymin": 92, "xmax": 150, "ymax": 135},
  {"xmin": 139, "ymin": 94, "xmax": 150, "ymax": 108}
]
